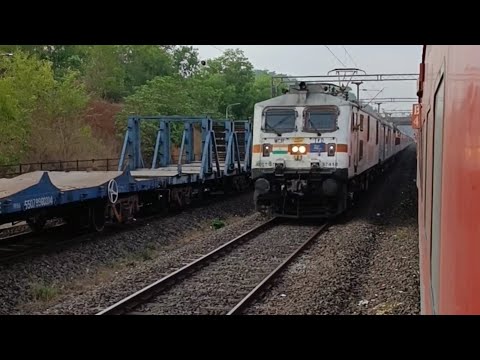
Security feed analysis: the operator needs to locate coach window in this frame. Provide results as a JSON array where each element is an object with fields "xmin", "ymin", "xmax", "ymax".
[
  {"xmin": 359, "ymin": 114, "xmax": 364, "ymax": 131},
  {"xmin": 304, "ymin": 106, "xmax": 339, "ymax": 133},
  {"xmin": 395, "ymin": 133, "xmax": 400, "ymax": 145},
  {"xmin": 431, "ymin": 77, "xmax": 445, "ymax": 315},
  {"xmin": 367, "ymin": 116, "xmax": 370, "ymax": 141},
  {"xmin": 376, "ymin": 121, "xmax": 379, "ymax": 144},
  {"xmin": 264, "ymin": 108, "xmax": 296, "ymax": 134}
]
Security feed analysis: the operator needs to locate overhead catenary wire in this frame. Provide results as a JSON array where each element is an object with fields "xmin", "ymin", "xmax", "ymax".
[
  {"xmin": 341, "ymin": 45, "xmax": 359, "ymax": 68},
  {"xmin": 324, "ymin": 45, "xmax": 347, "ymax": 67},
  {"xmin": 338, "ymin": 45, "xmax": 400, "ymax": 112},
  {"xmin": 339, "ymin": 45, "xmax": 376, "ymax": 96},
  {"xmin": 209, "ymin": 45, "xmax": 225, "ymax": 54}
]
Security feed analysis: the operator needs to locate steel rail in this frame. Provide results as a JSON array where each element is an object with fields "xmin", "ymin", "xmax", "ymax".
[
  {"xmin": 227, "ymin": 222, "xmax": 329, "ymax": 315},
  {"xmin": 96, "ymin": 217, "xmax": 280, "ymax": 315}
]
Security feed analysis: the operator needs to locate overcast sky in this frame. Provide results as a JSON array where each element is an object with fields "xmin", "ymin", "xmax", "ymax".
[{"xmin": 193, "ymin": 45, "xmax": 422, "ymax": 113}]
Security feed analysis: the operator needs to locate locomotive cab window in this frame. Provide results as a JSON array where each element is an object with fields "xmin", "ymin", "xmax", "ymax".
[
  {"xmin": 263, "ymin": 108, "xmax": 297, "ymax": 134},
  {"xmin": 304, "ymin": 106, "xmax": 339, "ymax": 133}
]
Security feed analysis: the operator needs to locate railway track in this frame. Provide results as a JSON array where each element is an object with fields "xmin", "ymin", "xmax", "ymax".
[
  {"xmin": 0, "ymin": 214, "xmax": 183, "ymax": 265},
  {"xmin": 0, "ymin": 223, "xmax": 101, "ymax": 264},
  {"xmin": 0, "ymin": 192, "xmax": 252, "ymax": 265},
  {"xmin": 97, "ymin": 218, "xmax": 329, "ymax": 315},
  {"xmin": 0, "ymin": 222, "xmax": 30, "ymax": 239}
]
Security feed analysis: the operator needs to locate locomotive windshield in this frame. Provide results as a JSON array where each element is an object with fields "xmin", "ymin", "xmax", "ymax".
[
  {"xmin": 304, "ymin": 106, "xmax": 338, "ymax": 133},
  {"xmin": 264, "ymin": 109, "xmax": 296, "ymax": 134}
]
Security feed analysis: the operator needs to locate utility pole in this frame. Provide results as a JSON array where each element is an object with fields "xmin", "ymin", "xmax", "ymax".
[
  {"xmin": 352, "ymin": 81, "xmax": 363, "ymax": 102},
  {"xmin": 226, "ymin": 103, "xmax": 240, "ymax": 119}
]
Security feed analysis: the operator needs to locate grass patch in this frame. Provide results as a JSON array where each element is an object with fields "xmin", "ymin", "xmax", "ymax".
[
  {"xmin": 122, "ymin": 245, "xmax": 158, "ymax": 264},
  {"xmin": 211, "ymin": 219, "xmax": 225, "ymax": 230},
  {"xmin": 139, "ymin": 247, "xmax": 156, "ymax": 261},
  {"xmin": 30, "ymin": 282, "xmax": 59, "ymax": 302},
  {"xmin": 372, "ymin": 302, "xmax": 403, "ymax": 315}
]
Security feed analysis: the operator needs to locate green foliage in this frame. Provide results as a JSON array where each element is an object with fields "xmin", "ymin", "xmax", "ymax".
[
  {"xmin": 252, "ymin": 71, "xmax": 274, "ymax": 100},
  {"xmin": 73, "ymin": 45, "xmax": 202, "ymax": 102},
  {"xmin": 45, "ymin": 70, "xmax": 89, "ymax": 116},
  {"xmin": 172, "ymin": 46, "xmax": 201, "ymax": 77},
  {"xmin": 114, "ymin": 47, "xmax": 281, "ymax": 151},
  {"xmin": 83, "ymin": 45, "xmax": 126, "ymax": 101},
  {"xmin": 121, "ymin": 45, "xmax": 176, "ymax": 93},
  {"xmin": 211, "ymin": 219, "xmax": 225, "ymax": 230},
  {"xmin": 30, "ymin": 282, "xmax": 59, "ymax": 302},
  {"xmin": 0, "ymin": 51, "xmax": 104, "ymax": 165},
  {"xmin": 28, "ymin": 70, "xmax": 97, "ymax": 162},
  {"xmin": 0, "ymin": 52, "xmax": 55, "ymax": 163},
  {"xmin": 199, "ymin": 48, "xmax": 256, "ymax": 119},
  {"xmin": 117, "ymin": 75, "xmax": 224, "ymax": 146},
  {"xmin": 0, "ymin": 45, "xmax": 90, "ymax": 79},
  {"xmin": 0, "ymin": 45, "xmax": 287, "ymax": 167}
]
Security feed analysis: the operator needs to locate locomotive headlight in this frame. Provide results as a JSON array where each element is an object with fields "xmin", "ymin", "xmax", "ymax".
[
  {"xmin": 262, "ymin": 143, "xmax": 272, "ymax": 157},
  {"xmin": 327, "ymin": 143, "xmax": 336, "ymax": 157},
  {"xmin": 292, "ymin": 145, "xmax": 299, "ymax": 153},
  {"xmin": 299, "ymin": 145, "xmax": 306, "ymax": 154}
]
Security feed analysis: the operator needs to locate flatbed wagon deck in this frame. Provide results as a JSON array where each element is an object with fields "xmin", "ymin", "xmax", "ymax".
[{"xmin": 0, "ymin": 116, "xmax": 253, "ymax": 232}]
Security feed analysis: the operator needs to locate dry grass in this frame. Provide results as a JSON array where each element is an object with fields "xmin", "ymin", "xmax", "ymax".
[
  {"xmin": 372, "ymin": 302, "xmax": 405, "ymax": 315},
  {"xmin": 29, "ymin": 282, "xmax": 59, "ymax": 302}
]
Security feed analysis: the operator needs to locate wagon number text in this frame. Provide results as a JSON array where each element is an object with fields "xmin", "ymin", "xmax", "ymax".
[{"xmin": 24, "ymin": 196, "xmax": 54, "ymax": 210}]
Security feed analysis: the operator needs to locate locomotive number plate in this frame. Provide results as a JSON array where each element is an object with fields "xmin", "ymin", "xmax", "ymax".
[{"xmin": 310, "ymin": 143, "xmax": 325, "ymax": 153}]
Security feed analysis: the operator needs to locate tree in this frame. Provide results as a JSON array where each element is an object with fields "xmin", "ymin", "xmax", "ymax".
[
  {"xmin": 120, "ymin": 45, "xmax": 176, "ymax": 94},
  {"xmin": 28, "ymin": 71, "xmax": 104, "ymax": 162},
  {"xmin": 251, "ymin": 70, "xmax": 274, "ymax": 103},
  {"xmin": 198, "ymin": 49, "xmax": 255, "ymax": 119},
  {"xmin": 0, "ymin": 45, "xmax": 291, "ymax": 166},
  {"xmin": 0, "ymin": 45, "xmax": 90, "ymax": 78},
  {"xmin": 0, "ymin": 52, "xmax": 55, "ymax": 163},
  {"xmin": 172, "ymin": 46, "xmax": 201, "ymax": 77},
  {"xmin": 0, "ymin": 51, "xmax": 108, "ymax": 165},
  {"xmin": 83, "ymin": 45, "xmax": 126, "ymax": 101},
  {"xmin": 117, "ymin": 74, "xmax": 224, "ymax": 150}
]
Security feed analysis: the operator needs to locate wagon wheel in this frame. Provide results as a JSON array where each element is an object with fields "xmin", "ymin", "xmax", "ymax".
[{"xmin": 107, "ymin": 179, "xmax": 119, "ymax": 204}]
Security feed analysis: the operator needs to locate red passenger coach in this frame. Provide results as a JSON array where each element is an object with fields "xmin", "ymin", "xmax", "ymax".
[{"xmin": 415, "ymin": 45, "xmax": 480, "ymax": 314}]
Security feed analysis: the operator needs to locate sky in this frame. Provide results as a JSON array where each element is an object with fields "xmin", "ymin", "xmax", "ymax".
[{"xmin": 192, "ymin": 45, "xmax": 423, "ymax": 114}]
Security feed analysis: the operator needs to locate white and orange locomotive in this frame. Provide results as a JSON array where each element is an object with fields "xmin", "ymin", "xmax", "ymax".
[{"xmin": 251, "ymin": 81, "xmax": 411, "ymax": 218}]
